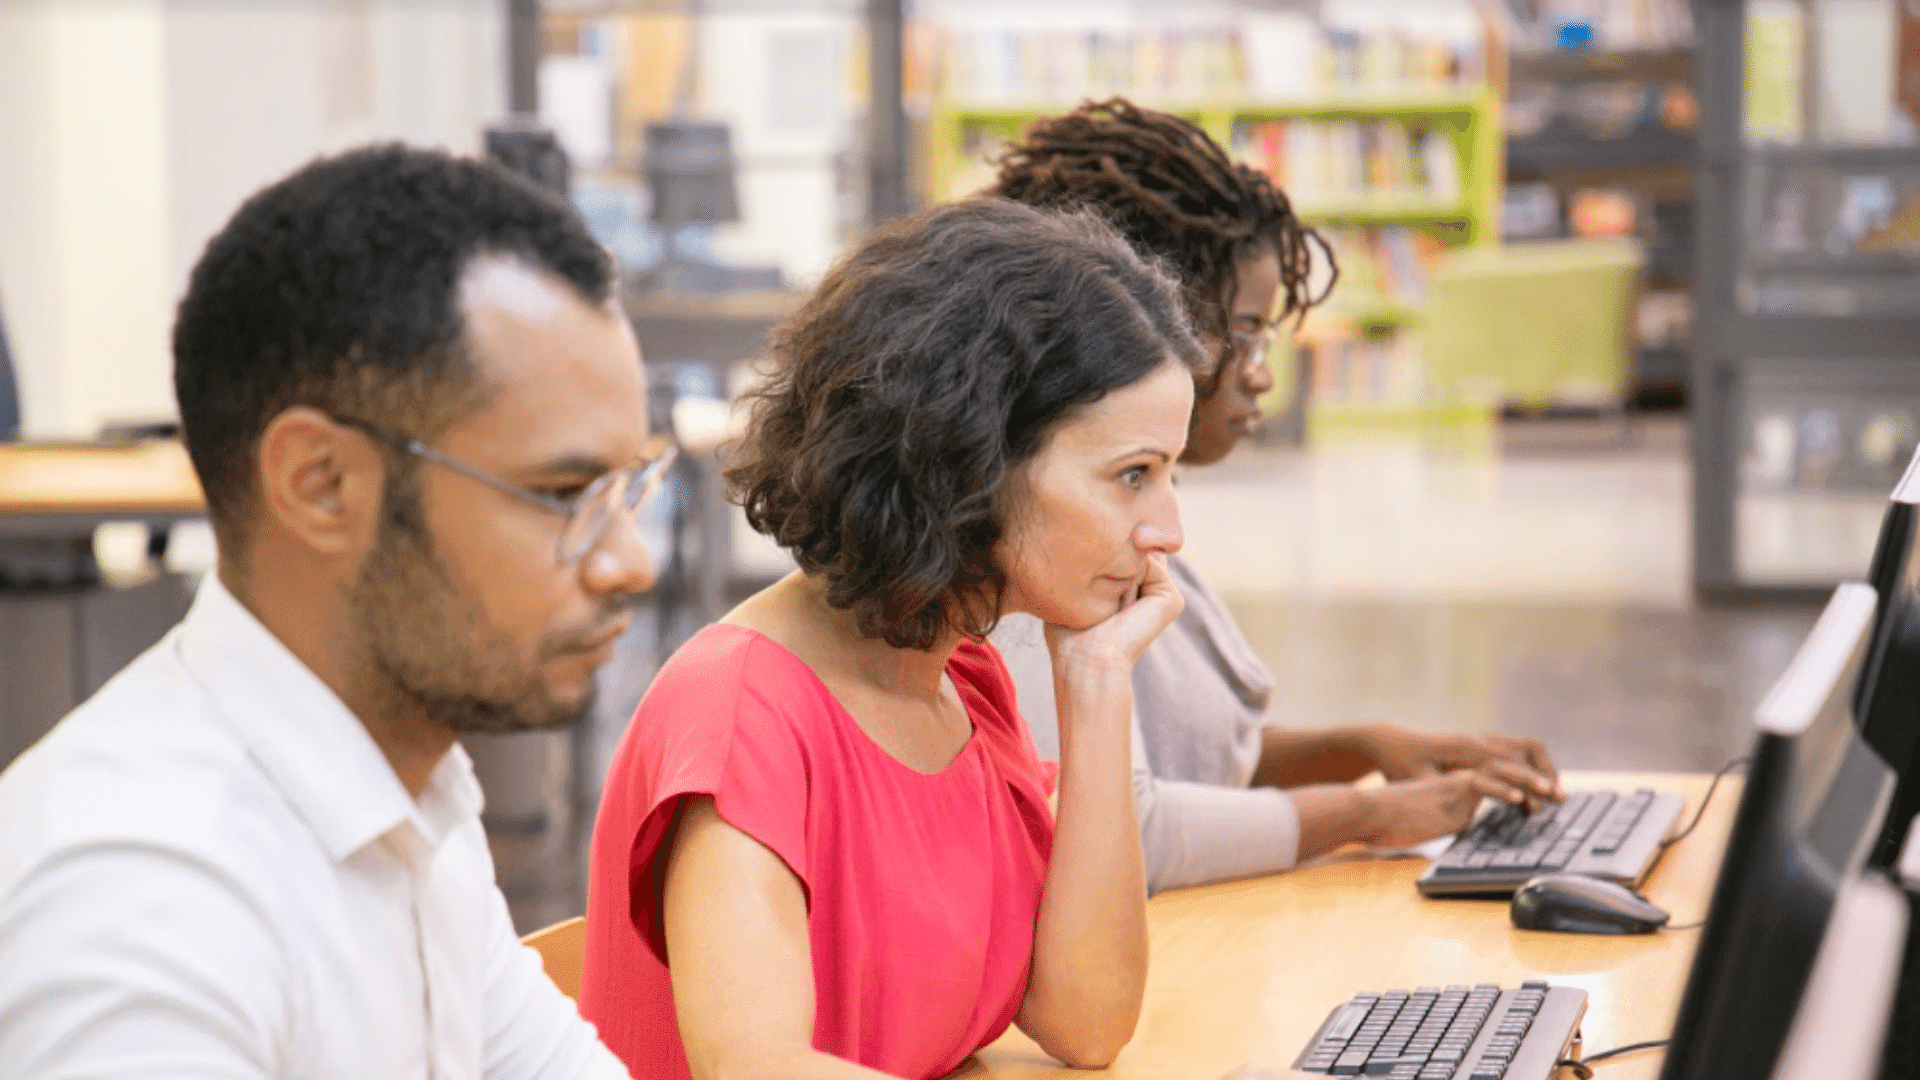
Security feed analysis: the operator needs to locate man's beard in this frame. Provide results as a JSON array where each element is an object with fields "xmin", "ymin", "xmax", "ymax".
[{"xmin": 346, "ymin": 503, "xmax": 595, "ymax": 736}]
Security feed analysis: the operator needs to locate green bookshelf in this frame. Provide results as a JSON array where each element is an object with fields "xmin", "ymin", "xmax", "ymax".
[
  {"xmin": 928, "ymin": 91, "xmax": 1503, "ymax": 248},
  {"xmin": 928, "ymin": 91, "xmax": 1504, "ymax": 438}
]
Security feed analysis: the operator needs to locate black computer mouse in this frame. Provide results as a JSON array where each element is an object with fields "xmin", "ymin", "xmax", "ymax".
[{"xmin": 1510, "ymin": 873, "xmax": 1670, "ymax": 935}]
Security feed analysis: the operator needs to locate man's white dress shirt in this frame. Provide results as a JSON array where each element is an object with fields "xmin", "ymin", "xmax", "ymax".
[{"xmin": 0, "ymin": 575, "xmax": 631, "ymax": 1080}]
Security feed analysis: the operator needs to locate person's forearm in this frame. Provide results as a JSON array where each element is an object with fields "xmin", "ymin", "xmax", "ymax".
[
  {"xmin": 1251, "ymin": 726, "xmax": 1379, "ymax": 788},
  {"xmin": 1137, "ymin": 779, "xmax": 1302, "ymax": 893},
  {"xmin": 1289, "ymin": 784, "xmax": 1386, "ymax": 862},
  {"xmin": 1020, "ymin": 659, "xmax": 1148, "ymax": 1068}
]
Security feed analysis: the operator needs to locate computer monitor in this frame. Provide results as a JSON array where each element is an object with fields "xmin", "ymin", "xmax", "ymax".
[
  {"xmin": 1875, "ymin": 823, "xmax": 1920, "ymax": 1080},
  {"xmin": 1856, "ymin": 449, "xmax": 1920, "ymax": 868},
  {"xmin": 1659, "ymin": 582, "xmax": 1896, "ymax": 1080},
  {"xmin": 0, "ymin": 286, "xmax": 18, "ymax": 440},
  {"xmin": 1772, "ymin": 866, "xmax": 1907, "ymax": 1080}
]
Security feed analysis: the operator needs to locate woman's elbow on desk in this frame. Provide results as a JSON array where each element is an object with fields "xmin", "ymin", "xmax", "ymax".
[
  {"xmin": 1018, "ymin": 998, "xmax": 1140, "ymax": 1069},
  {"xmin": 1031, "ymin": 1032, "xmax": 1128, "ymax": 1071}
]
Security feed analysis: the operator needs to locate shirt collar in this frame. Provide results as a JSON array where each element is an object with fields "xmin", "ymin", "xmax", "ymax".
[{"xmin": 175, "ymin": 574, "xmax": 483, "ymax": 863}]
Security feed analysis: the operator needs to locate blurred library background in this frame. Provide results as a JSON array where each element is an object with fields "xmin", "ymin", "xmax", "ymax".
[{"xmin": 2, "ymin": 0, "xmax": 1918, "ymax": 929}]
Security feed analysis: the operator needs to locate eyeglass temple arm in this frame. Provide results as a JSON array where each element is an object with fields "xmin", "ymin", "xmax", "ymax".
[{"xmin": 398, "ymin": 438, "xmax": 575, "ymax": 516}]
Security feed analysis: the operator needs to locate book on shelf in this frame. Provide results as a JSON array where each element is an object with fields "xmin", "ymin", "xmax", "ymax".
[
  {"xmin": 1297, "ymin": 330, "xmax": 1432, "ymax": 409},
  {"xmin": 1744, "ymin": 0, "xmax": 1806, "ymax": 144},
  {"xmin": 1232, "ymin": 118, "xmax": 1463, "ymax": 211},
  {"xmin": 934, "ymin": 11, "xmax": 1485, "ymax": 107},
  {"xmin": 1309, "ymin": 225, "xmax": 1452, "ymax": 307},
  {"xmin": 1508, "ymin": 0, "xmax": 1695, "ymax": 52}
]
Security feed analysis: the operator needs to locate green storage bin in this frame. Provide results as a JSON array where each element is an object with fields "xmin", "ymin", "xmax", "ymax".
[{"xmin": 1424, "ymin": 238, "xmax": 1644, "ymax": 409}]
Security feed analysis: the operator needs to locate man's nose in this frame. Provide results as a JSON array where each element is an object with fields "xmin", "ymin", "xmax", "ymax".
[{"xmin": 582, "ymin": 515, "xmax": 659, "ymax": 598}]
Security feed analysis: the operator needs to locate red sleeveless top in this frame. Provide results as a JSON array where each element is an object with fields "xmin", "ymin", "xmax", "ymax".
[{"xmin": 581, "ymin": 624, "xmax": 1057, "ymax": 1080}]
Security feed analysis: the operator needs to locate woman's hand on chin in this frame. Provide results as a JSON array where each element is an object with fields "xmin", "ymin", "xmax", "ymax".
[{"xmin": 1044, "ymin": 553, "xmax": 1184, "ymax": 673}]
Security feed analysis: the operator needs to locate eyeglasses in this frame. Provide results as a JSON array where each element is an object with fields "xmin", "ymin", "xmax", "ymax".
[
  {"xmin": 334, "ymin": 416, "xmax": 679, "ymax": 567},
  {"xmin": 1227, "ymin": 320, "xmax": 1284, "ymax": 380}
]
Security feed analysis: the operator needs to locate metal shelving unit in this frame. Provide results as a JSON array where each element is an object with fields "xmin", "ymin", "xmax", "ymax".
[{"xmin": 1692, "ymin": 0, "xmax": 1920, "ymax": 599}]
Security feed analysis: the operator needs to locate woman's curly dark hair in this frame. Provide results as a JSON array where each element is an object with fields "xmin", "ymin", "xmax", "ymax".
[
  {"xmin": 727, "ymin": 199, "xmax": 1207, "ymax": 651},
  {"xmin": 989, "ymin": 98, "xmax": 1335, "ymax": 391}
]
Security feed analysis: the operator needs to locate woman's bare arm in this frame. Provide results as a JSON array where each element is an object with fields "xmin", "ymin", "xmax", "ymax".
[{"xmin": 664, "ymin": 796, "xmax": 898, "ymax": 1080}]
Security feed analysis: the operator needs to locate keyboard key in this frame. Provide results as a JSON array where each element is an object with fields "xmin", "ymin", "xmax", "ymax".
[{"xmin": 1324, "ymin": 1002, "xmax": 1373, "ymax": 1042}]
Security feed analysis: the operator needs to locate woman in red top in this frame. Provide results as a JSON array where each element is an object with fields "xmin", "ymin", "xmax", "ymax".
[{"xmin": 581, "ymin": 199, "xmax": 1209, "ymax": 1080}]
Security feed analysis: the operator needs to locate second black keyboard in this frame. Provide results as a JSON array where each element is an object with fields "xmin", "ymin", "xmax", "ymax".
[{"xmin": 1416, "ymin": 788, "xmax": 1687, "ymax": 898}]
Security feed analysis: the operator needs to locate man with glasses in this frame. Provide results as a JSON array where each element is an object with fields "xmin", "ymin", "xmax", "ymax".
[{"xmin": 0, "ymin": 145, "xmax": 667, "ymax": 1078}]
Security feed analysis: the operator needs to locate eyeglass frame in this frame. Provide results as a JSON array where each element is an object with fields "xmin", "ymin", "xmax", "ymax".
[
  {"xmin": 1226, "ymin": 316, "xmax": 1286, "ymax": 381},
  {"xmin": 330, "ymin": 414, "xmax": 679, "ymax": 566}
]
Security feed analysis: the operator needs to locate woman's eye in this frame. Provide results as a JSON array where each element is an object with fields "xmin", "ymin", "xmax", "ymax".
[
  {"xmin": 547, "ymin": 484, "xmax": 591, "ymax": 503},
  {"xmin": 1121, "ymin": 465, "xmax": 1149, "ymax": 489}
]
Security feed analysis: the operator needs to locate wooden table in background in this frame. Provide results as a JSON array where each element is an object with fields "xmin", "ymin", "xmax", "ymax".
[
  {"xmin": 0, "ymin": 439, "xmax": 203, "ymax": 535},
  {"xmin": 973, "ymin": 770, "xmax": 1735, "ymax": 1080},
  {"xmin": 0, "ymin": 440, "xmax": 205, "ymax": 767}
]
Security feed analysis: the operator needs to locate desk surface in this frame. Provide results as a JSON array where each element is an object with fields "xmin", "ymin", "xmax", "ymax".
[
  {"xmin": 974, "ymin": 770, "xmax": 1734, "ymax": 1080},
  {"xmin": 0, "ymin": 441, "xmax": 203, "ymax": 518}
]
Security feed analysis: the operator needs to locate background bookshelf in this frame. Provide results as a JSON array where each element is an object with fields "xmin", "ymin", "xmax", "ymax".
[
  {"xmin": 921, "ymin": 4, "xmax": 1506, "ymax": 438},
  {"xmin": 1503, "ymin": 36, "xmax": 1699, "ymax": 406},
  {"xmin": 1691, "ymin": 0, "xmax": 1920, "ymax": 598}
]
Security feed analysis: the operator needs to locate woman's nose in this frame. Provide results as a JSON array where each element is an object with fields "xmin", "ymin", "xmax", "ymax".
[
  {"xmin": 1244, "ymin": 349, "xmax": 1278, "ymax": 396},
  {"xmin": 1134, "ymin": 495, "xmax": 1184, "ymax": 556}
]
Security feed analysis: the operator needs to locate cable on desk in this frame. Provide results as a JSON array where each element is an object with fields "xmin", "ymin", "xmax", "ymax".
[
  {"xmin": 1556, "ymin": 1039, "xmax": 1671, "ymax": 1078},
  {"xmin": 1661, "ymin": 755, "xmax": 1750, "ymax": 850}
]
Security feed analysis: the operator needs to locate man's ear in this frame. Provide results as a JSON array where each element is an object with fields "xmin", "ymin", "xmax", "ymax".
[{"xmin": 255, "ymin": 407, "xmax": 386, "ymax": 557}]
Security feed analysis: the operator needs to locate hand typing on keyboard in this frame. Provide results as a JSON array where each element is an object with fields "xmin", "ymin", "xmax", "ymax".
[
  {"xmin": 1354, "ymin": 725, "xmax": 1563, "ymax": 805},
  {"xmin": 1357, "ymin": 767, "xmax": 1561, "ymax": 849}
]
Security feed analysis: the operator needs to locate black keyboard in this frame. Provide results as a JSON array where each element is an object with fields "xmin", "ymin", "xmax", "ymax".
[
  {"xmin": 1292, "ymin": 982, "xmax": 1587, "ymax": 1080},
  {"xmin": 1416, "ymin": 788, "xmax": 1687, "ymax": 898}
]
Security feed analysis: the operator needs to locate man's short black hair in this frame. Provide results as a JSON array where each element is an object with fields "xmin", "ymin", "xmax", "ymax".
[{"xmin": 172, "ymin": 142, "xmax": 613, "ymax": 552}]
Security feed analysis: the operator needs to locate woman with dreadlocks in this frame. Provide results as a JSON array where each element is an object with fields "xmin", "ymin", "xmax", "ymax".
[{"xmin": 988, "ymin": 99, "xmax": 1563, "ymax": 893}]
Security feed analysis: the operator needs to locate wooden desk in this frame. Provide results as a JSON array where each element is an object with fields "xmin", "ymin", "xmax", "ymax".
[
  {"xmin": 0, "ymin": 440, "xmax": 204, "ymax": 767},
  {"xmin": 975, "ymin": 770, "xmax": 1736, "ymax": 1080},
  {"xmin": 0, "ymin": 440, "xmax": 203, "ymax": 537}
]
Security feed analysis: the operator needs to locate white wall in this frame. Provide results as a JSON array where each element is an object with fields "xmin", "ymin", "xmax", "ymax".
[
  {"xmin": 0, "ymin": 0, "xmax": 502, "ymax": 438},
  {"xmin": 0, "ymin": 0, "xmax": 173, "ymax": 438}
]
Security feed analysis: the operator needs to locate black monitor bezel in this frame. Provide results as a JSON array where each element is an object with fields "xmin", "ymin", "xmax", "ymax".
[{"xmin": 1659, "ymin": 584, "xmax": 1893, "ymax": 1080}]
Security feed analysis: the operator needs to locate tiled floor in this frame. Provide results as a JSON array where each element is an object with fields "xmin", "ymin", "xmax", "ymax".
[{"xmin": 493, "ymin": 414, "xmax": 1833, "ymax": 932}]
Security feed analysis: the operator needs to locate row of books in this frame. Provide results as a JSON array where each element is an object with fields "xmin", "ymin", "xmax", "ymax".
[
  {"xmin": 1307, "ymin": 226, "xmax": 1453, "ymax": 307},
  {"xmin": 930, "ymin": 15, "xmax": 1486, "ymax": 106},
  {"xmin": 1232, "ymin": 120, "xmax": 1464, "ymax": 211},
  {"xmin": 1745, "ymin": 0, "xmax": 1920, "ymax": 146},
  {"xmin": 937, "ymin": 27, "xmax": 1244, "ymax": 106},
  {"xmin": 1507, "ymin": 0, "xmax": 1695, "ymax": 51},
  {"xmin": 1298, "ymin": 332, "xmax": 1432, "ymax": 408},
  {"xmin": 1755, "ymin": 174, "xmax": 1920, "ymax": 261},
  {"xmin": 1746, "ymin": 401, "xmax": 1920, "ymax": 493}
]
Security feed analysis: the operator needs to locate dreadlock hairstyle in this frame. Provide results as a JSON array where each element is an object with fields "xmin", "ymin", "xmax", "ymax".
[{"xmin": 989, "ymin": 97, "xmax": 1335, "ymax": 390}]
